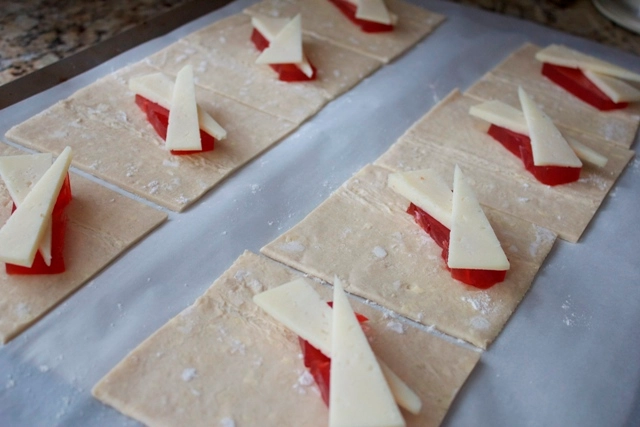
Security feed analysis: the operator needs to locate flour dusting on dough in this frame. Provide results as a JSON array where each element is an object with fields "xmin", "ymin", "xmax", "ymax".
[
  {"xmin": 181, "ymin": 368, "xmax": 197, "ymax": 382},
  {"xmin": 461, "ymin": 293, "xmax": 494, "ymax": 316},
  {"xmin": 387, "ymin": 320, "xmax": 405, "ymax": 334},
  {"xmin": 279, "ymin": 241, "xmax": 305, "ymax": 253},
  {"xmin": 471, "ymin": 316, "xmax": 490, "ymax": 330},
  {"xmin": 530, "ymin": 225, "xmax": 555, "ymax": 257},
  {"xmin": 220, "ymin": 417, "xmax": 236, "ymax": 427},
  {"xmin": 373, "ymin": 246, "xmax": 388, "ymax": 258}
]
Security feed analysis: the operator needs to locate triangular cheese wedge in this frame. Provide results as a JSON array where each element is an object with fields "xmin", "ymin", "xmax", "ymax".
[
  {"xmin": 256, "ymin": 14, "xmax": 303, "ymax": 65},
  {"xmin": 469, "ymin": 100, "xmax": 607, "ymax": 167},
  {"xmin": 251, "ymin": 15, "xmax": 289, "ymax": 41},
  {"xmin": 254, "ymin": 279, "xmax": 422, "ymax": 415},
  {"xmin": 129, "ymin": 73, "xmax": 226, "ymax": 140},
  {"xmin": 356, "ymin": 0, "xmax": 393, "ymax": 25},
  {"xmin": 254, "ymin": 278, "xmax": 333, "ymax": 355},
  {"xmin": 388, "ymin": 169, "xmax": 452, "ymax": 229},
  {"xmin": 448, "ymin": 166, "xmax": 509, "ymax": 271},
  {"xmin": 165, "ymin": 65, "xmax": 202, "ymax": 151},
  {"xmin": 0, "ymin": 153, "xmax": 55, "ymax": 265},
  {"xmin": 0, "ymin": 147, "xmax": 72, "ymax": 267},
  {"xmin": 583, "ymin": 70, "xmax": 640, "ymax": 103},
  {"xmin": 469, "ymin": 100, "xmax": 529, "ymax": 136},
  {"xmin": 518, "ymin": 87, "xmax": 582, "ymax": 168},
  {"xmin": 329, "ymin": 277, "xmax": 405, "ymax": 427},
  {"xmin": 535, "ymin": 44, "xmax": 640, "ymax": 83}
]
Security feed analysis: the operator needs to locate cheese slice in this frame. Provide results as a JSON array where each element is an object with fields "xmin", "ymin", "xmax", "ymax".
[
  {"xmin": 254, "ymin": 278, "xmax": 333, "ymax": 354},
  {"xmin": 129, "ymin": 73, "xmax": 226, "ymax": 140},
  {"xmin": 256, "ymin": 14, "xmax": 303, "ymax": 65},
  {"xmin": 356, "ymin": 0, "xmax": 393, "ymax": 25},
  {"xmin": 251, "ymin": 15, "xmax": 289, "ymax": 40},
  {"xmin": 388, "ymin": 169, "xmax": 452, "ymax": 229},
  {"xmin": 469, "ymin": 100, "xmax": 607, "ymax": 167},
  {"xmin": 165, "ymin": 65, "xmax": 202, "ymax": 151},
  {"xmin": 0, "ymin": 147, "xmax": 72, "ymax": 267},
  {"xmin": 469, "ymin": 100, "xmax": 529, "ymax": 136},
  {"xmin": 518, "ymin": 87, "xmax": 582, "ymax": 168},
  {"xmin": 0, "ymin": 153, "xmax": 54, "ymax": 265},
  {"xmin": 329, "ymin": 277, "xmax": 405, "ymax": 427},
  {"xmin": 447, "ymin": 165, "xmax": 509, "ymax": 271},
  {"xmin": 252, "ymin": 14, "xmax": 314, "ymax": 78},
  {"xmin": 535, "ymin": 44, "xmax": 640, "ymax": 83},
  {"xmin": 254, "ymin": 279, "xmax": 422, "ymax": 415},
  {"xmin": 564, "ymin": 137, "xmax": 608, "ymax": 168},
  {"xmin": 583, "ymin": 70, "xmax": 640, "ymax": 103}
]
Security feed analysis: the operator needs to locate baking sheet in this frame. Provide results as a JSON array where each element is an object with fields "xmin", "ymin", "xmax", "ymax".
[{"xmin": 0, "ymin": 0, "xmax": 639, "ymax": 426}]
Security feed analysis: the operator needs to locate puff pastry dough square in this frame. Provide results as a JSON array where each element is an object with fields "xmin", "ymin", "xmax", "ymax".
[
  {"xmin": 0, "ymin": 143, "xmax": 166, "ymax": 344},
  {"xmin": 93, "ymin": 251, "xmax": 480, "ymax": 426}
]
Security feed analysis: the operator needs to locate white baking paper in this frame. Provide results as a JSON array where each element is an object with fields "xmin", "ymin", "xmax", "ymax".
[{"xmin": 0, "ymin": 0, "xmax": 638, "ymax": 426}]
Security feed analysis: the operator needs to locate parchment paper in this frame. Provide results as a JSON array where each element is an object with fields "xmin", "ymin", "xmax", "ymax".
[{"xmin": 0, "ymin": 0, "xmax": 638, "ymax": 426}]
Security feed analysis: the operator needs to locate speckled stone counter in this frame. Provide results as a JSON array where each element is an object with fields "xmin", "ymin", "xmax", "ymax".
[
  {"xmin": 1, "ymin": 0, "xmax": 639, "ymax": 87},
  {"xmin": 0, "ymin": 0, "xmax": 190, "ymax": 85}
]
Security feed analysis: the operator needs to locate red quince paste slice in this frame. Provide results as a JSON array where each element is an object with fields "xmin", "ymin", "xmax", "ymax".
[
  {"xmin": 487, "ymin": 124, "xmax": 581, "ymax": 186},
  {"xmin": 541, "ymin": 63, "xmax": 628, "ymax": 111},
  {"xmin": 407, "ymin": 202, "xmax": 506, "ymax": 289}
]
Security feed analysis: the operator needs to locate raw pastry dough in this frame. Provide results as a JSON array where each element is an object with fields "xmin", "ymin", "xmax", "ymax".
[
  {"xmin": 149, "ymin": 14, "xmax": 383, "ymax": 122},
  {"xmin": 377, "ymin": 90, "xmax": 634, "ymax": 242},
  {"xmin": 0, "ymin": 143, "xmax": 166, "ymax": 344},
  {"xmin": 5, "ymin": 61, "xmax": 298, "ymax": 212},
  {"xmin": 261, "ymin": 164, "xmax": 557, "ymax": 349},
  {"xmin": 93, "ymin": 251, "xmax": 480, "ymax": 427},
  {"xmin": 244, "ymin": 0, "xmax": 446, "ymax": 64},
  {"xmin": 465, "ymin": 43, "xmax": 640, "ymax": 148}
]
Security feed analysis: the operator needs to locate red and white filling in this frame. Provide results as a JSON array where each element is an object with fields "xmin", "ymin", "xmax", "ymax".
[
  {"xmin": 253, "ymin": 278, "xmax": 421, "ymax": 421},
  {"xmin": 328, "ymin": 0, "xmax": 396, "ymax": 33},
  {"xmin": 129, "ymin": 66, "xmax": 226, "ymax": 155},
  {"xmin": 388, "ymin": 167, "xmax": 510, "ymax": 289},
  {"xmin": 469, "ymin": 87, "xmax": 586, "ymax": 186},
  {"xmin": 535, "ymin": 44, "xmax": 640, "ymax": 111},
  {"xmin": 251, "ymin": 14, "xmax": 316, "ymax": 82},
  {"xmin": 0, "ymin": 148, "xmax": 73, "ymax": 275}
]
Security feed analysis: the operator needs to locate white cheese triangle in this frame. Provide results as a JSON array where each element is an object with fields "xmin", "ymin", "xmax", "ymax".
[
  {"xmin": 251, "ymin": 15, "xmax": 289, "ymax": 41},
  {"xmin": 165, "ymin": 65, "xmax": 202, "ymax": 151},
  {"xmin": 252, "ymin": 15, "xmax": 313, "ymax": 78},
  {"xmin": 469, "ymin": 100, "xmax": 607, "ymax": 167},
  {"xmin": 129, "ymin": 73, "xmax": 226, "ymax": 141},
  {"xmin": 356, "ymin": 0, "xmax": 393, "ymax": 25},
  {"xmin": 469, "ymin": 100, "xmax": 529, "ymax": 136},
  {"xmin": 564, "ymin": 137, "xmax": 608, "ymax": 168},
  {"xmin": 329, "ymin": 277, "xmax": 405, "ymax": 427},
  {"xmin": 583, "ymin": 70, "xmax": 640, "ymax": 103},
  {"xmin": 388, "ymin": 169, "xmax": 452, "ymax": 229},
  {"xmin": 254, "ymin": 278, "xmax": 333, "ymax": 355},
  {"xmin": 254, "ymin": 279, "xmax": 422, "ymax": 415},
  {"xmin": 535, "ymin": 44, "xmax": 640, "ymax": 83},
  {"xmin": 518, "ymin": 87, "xmax": 582, "ymax": 168},
  {"xmin": 0, "ymin": 147, "xmax": 72, "ymax": 267},
  {"xmin": 447, "ymin": 166, "xmax": 509, "ymax": 271},
  {"xmin": 0, "ymin": 153, "xmax": 55, "ymax": 265},
  {"xmin": 255, "ymin": 14, "xmax": 303, "ymax": 65}
]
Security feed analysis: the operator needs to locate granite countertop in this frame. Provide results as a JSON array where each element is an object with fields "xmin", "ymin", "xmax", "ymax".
[{"xmin": 0, "ymin": 0, "xmax": 639, "ymax": 88}]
